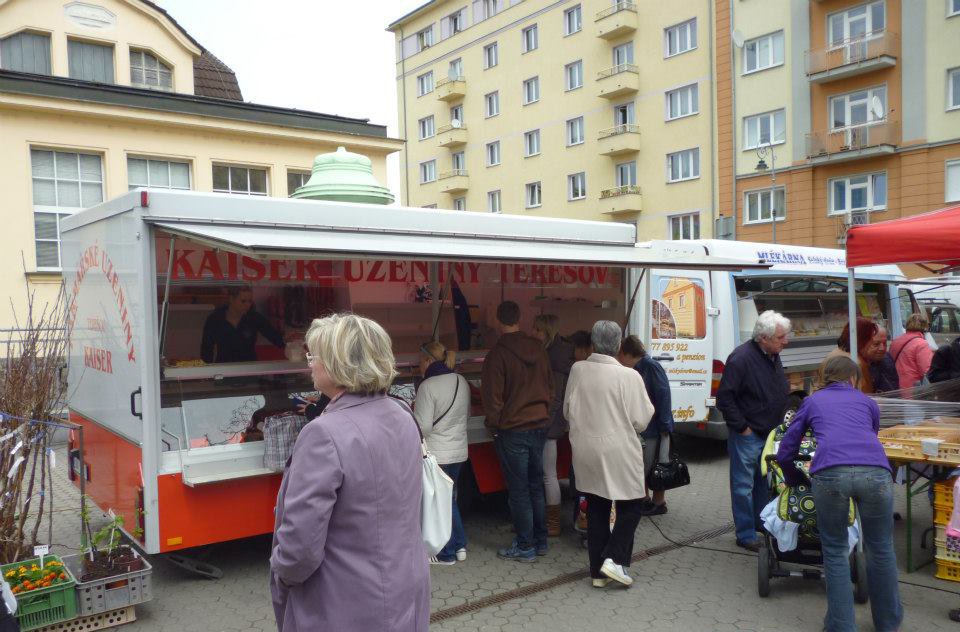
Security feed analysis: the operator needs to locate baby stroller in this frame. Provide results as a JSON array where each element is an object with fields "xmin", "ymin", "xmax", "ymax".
[{"xmin": 757, "ymin": 413, "xmax": 868, "ymax": 603}]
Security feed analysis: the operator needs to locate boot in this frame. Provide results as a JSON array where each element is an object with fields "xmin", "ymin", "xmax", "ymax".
[{"xmin": 546, "ymin": 504, "xmax": 561, "ymax": 537}]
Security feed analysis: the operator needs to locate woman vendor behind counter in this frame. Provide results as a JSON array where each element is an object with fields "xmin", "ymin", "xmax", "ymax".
[{"xmin": 200, "ymin": 286, "xmax": 285, "ymax": 363}]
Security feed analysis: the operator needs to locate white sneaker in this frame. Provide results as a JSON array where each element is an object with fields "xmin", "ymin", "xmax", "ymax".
[
  {"xmin": 591, "ymin": 578, "xmax": 611, "ymax": 588},
  {"xmin": 600, "ymin": 558, "xmax": 633, "ymax": 586},
  {"xmin": 429, "ymin": 556, "xmax": 455, "ymax": 566},
  {"xmin": 456, "ymin": 548, "xmax": 467, "ymax": 562}
]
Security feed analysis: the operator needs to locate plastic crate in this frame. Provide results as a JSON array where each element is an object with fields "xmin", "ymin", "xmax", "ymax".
[
  {"xmin": 30, "ymin": 606, "xmax": 134, "ymax": 632},
  {"xmin": 935, "ymin": 478, "xmax": 956, "ymax": 507},
  {"xmin": 62, "ymin": 548, "xmax": 152, "ymax": 616},
  {"xmin": 937, "ymin": 539, "xmax": 960, "ymax": 563},
  {"xmin": 0, "ymin": 555, "xmax": 78, "ymax": 631},
  {"xmin": 879, "ymin": 426, "xmax": 960, "ymax": 463},
  {"xmin": 936, "ymin": 502, "xmax": 951, "ymax": 526},
  {"xmin": 936, "ymin": 556, "xmax": 960, "ymax": 582}
]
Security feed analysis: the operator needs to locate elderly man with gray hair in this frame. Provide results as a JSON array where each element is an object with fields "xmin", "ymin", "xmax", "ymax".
[
  {"xmin": 564, "ymin": 320, "xmax": 654, "ymax": 587},
  {"xmin": 717, "ymin": 310, "xmax": 791, "ymax": 552}
]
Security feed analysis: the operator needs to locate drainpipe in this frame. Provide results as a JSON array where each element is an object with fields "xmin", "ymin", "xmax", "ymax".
[
  {"xmin": 729, "ymin": 0, "xmax": 738, "ymax": 238},
  {"xmin": 708, "ymin": 0, "xmax": 717, "ymax": 235},
  {"xmin": 398, "ymin": 27, "xmax": 411, "ymax": 206}
]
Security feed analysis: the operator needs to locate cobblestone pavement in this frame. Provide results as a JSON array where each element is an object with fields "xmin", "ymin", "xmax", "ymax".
[{"xmin": 37, "ymin": 440, "xmax": 960, "ymax": 631}]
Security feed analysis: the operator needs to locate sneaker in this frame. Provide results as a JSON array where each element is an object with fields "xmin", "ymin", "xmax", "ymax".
[
  {"xmin": 497, "ymin": 542, "xmax": 537, "ymax": 563},
  {"xmin": 736, "ymin": 539, "xmax": 761, "ymax": 553},
  {"xmin": 591, "ymin": 578, "xmax": 611, "ymax": 588},
  {"xmin": 535, "ymin": 542, "xmax": 548, "ymax": 556},
  {"xmin": 639, "ymin": 502, "xmax": 668, "ymax": 517},
  {"xmin": 456, "ymin": 548, "xmax": 467, "ymax": 562},
  {"xmin": 638, "ymin": 497, "xmax": 656, "ymax": 511},
  {"xmin": 600, "ymin": 558, "xmax": 633, "ymax": 586},
  {"xmin": 429, "ymin": 556, "xmax": 455, "ymax": 566}
]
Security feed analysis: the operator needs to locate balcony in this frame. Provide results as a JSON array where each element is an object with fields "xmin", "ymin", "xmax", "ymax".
[
  {"xmin": 436, "ymin": 124, "xmax": 468, "ymax": 148},
  {"xmin": 805, "ymin": 121, "xmax": 899, "ymax": 166},
  {"xmin": 595, "ymin": 1, "xmax": 637, "ymax": 40},
  {"xmin": 438, "ymin": 169, "xmax": 469, "ymax": 193},
  {"xmin": 599, "ymin": 185, "xmax": 642, "ymax": 215},
  {"xmin": 435, "ymin": 76, "xmax": 466, "ymax": 101},
  {"xmin": 597, "ymin": 124, "xmax": 641, "ymax": 156},
  {"xmin": 806, "ymin": 31, "xmax": 898, "ymax": 83},
  {"xmin": 597, "ymin": 64, "xmax": 639, "ymax": 99}
]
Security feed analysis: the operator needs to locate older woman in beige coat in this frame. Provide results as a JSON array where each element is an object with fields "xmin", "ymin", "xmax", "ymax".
[{"xmin": 564, "ymin": 321, "xmax": 653, "ymax": 588}]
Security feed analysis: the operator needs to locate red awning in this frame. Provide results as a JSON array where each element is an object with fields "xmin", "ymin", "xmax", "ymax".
[{"xmin": 845, "ymin": 204, "xmax": 960, "ymax": 270}]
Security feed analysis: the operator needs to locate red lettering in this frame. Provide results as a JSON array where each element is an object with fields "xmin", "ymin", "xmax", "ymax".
[
  {"xmin": 530, "ymin": 265, "xmax": 546, "ymax": 285},
  {"xmin": 171, "ymin": 249, "xmax": 198, "ymax": 280},
  {"xmin": 368, "ymin": 261, "xmax": 386, "ymax": 282},
  {"xmin": 467, "ymin": 263, "xmax": 481, "ymax": 284},
  {"xmin": 198, "ymin": 251, "xmax": 225, "ymax": 279},
  {"xmin": 227, "ymin": 253, "xmax": 238, "ymax": 280},
  {"xmin": 269, "ymin": 260, "xmax": 292, "ymax": 281},
  {"xmin": 563, "ymin": 266, "xmax": 577, "ymax": 284},
  {"xmin": 241, "ymin": 257, "xmax": 266, "ymax": 281},
  {"xmin": 513, "ymin": 265, "xmax": 527, "ymax": 284},
  {"xmin": 414, "ymin": 261, "xmax": 430, "ymax": 284},
  {"xmin": 547, "ymin": 266, "xmax": 562, "ymax": 285},
  {"xmin": 83, "ymin": 346, "xmax": 113, "ymax": 374},
  {"xmin": 578, "ymin": 267, "xmax": 594, "ymax": 285},
  {"xmin": 595, "ymin": 267, "xmax": 609, "ymax": 286},
  {"xmin": 388, "ymin": 261, "xmax": 406, "ymax": 283},
  {"xmin": 345, "ymin": 261, "xmax": 363, "ymax": 282}
]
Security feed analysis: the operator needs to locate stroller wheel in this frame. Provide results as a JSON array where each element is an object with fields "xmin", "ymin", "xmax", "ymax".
[
  {"xmin": 758, "ymin": 544, "xmax": 771, "ymax": 598},
  {"xmin": 852, "ymin": 550, "xmax": 868, "ymax": 604}
]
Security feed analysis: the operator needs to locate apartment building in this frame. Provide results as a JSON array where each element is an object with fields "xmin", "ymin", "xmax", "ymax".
[
  {"xmin": 716, "ymin": 0, "xmax": 960, "ymax": 248},
  {"xmin": 0, "ymin": 0, "xmax": 400, "ymax": 331},
  {"xmin": 389, "ymin": 0, "xmax": 718, "ymax": 241}
]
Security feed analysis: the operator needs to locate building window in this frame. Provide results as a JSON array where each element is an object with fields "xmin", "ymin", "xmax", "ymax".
[
  {"xmin": 128, "ymin": 157, "xmax": 190, "ymax": 190},
  {"xmin": 487, "ymin": 190, "xmax": 502, "ymax": 213},
  {"xmin": 614, "ymin": 102, "xmax": 635, "ymax": 125},
  {"xmin": 949, "ymin": 67, "xmax": 960, "ymax": 110},
  {"xmin": 564, "ymin": 5, "xmax": 583, "ymax": 35},
  {"xmin": 485, "ymin": 91, "xmax": 500, "ymax": 117},
  {"xmin": 453, "ymin": 197, "xmax": 466, "ymax": 211},
  {"xmin": 946, "ymin": 160, "xmax": 960, "ymax": 203},
  {"xmin": 568, "ymin": 172, "xmax": 586, "ymax": 200},
  {"xmin": 442, "ymin": 8, "xmax": 466, "ymax": 38},
  {"xmin": 951, "ymin": 0, "xmax": 960, "ymax": 17},
  {"xmin": 665, "ymin": 18, "xmax": 697, "ymax": 58},
  {"xmin": 612, "ymin": 42, "xmax": 634, "ymax": 66},
  {"xmin": 0, "ymin": 31, "xmax": 51, "ymax": 74},
  {"xmin": 448, "ymin": 57, "xmax": 464, "ymax": 80},
  {"xmin": 523, "ymin": 76, "xmax": 540, "ymax": 105},
  {"xmin": 743, "ymin": 109, "xmax": 786, "ymax": 150},
  {"xmin": 744, "ymin": 188, "xmax": 786, "ymax": 224},
  {"xmin": 565, "ymin": 60, "xmax": 583, "ymax": 91},
  {"xmin": 616, "ymin": 161, "xmax": 637, "ymax": 187},
  {"xmin": 415, "ymin": 25, "xmax": 435, "ymax": 51},
  {"xmin": 743, "ymin": 31, "xmax": 784, "ymax": 75},
  {"xmin": 30, "ymin": 149, "xmax": 103, "ymax": 269},
  {"xmin": 525, "ymin": 182, "xmax": 542, "ymax": 208},
  {"xmin": 68, "ymin": 39, "xmax": 114, "ymax": 83},
  {"xmin": 417, "ymin": 71, "xmax": 434, "ymax": 97},
  {"xmin": 666, "ymin": 83, "xmax": 699, "ymax": 120},
  {"xmin": 522, "ymin": 25, "xmax": 539, "ymax": 53},
  {"xmin": 213, "ymin": 165, "xmax": 268, "ymax": 195},
  {"xmin": 286, "ymin": 170, "xmax": 311, "ymax": 196},
  {"xmin": 830, "ymin": 86, "xmax": 886, "ymax": 129},
  {"xmin": 450, "ymin": 103, "xmax": 464, "ymax": 123},
  {"xmin": 483, "ymin": 42, "xmax": 499, "ymax": 69},
  {"xmin": 418, "ymin": 115, "xmax": 436, "ymax": 140},
  {"xmin": 480, "ymin": 0, "xmax": 500, "ymax": 21},
  {"xmin": 567, "ymin": 116, "xmax": 585, "ymax": 146},
  {"xmin": 667, "ymin": 148, "xmax": 700, "ymax": 182},
  {"xmin": 452, "ymin": 151, "xmax": 466, "ymax": 171},
  {"xmin": 524, "ymin": 129, "xmax": 541, "ymax": 157},
  {"xmin": 486, "ymin": 140, "xmax": 501, "ymax": 166},
  {"xmin": 828, "ymin": 2, "xmax": 884, "ymax": 47},
  {"xmin": 829, "ymin": 172, "xmax": 887, "ymax": 215},
  {"xmin": 130, "ymin": 49, "xmax": 172, "ymax": 90},
  {"xmin": 419, "ymin": 160, "xmax": 437, "ymax": 184},
  {"xmin": 669, "ymin": 213, "xmax": 701, "ymax": 239}
]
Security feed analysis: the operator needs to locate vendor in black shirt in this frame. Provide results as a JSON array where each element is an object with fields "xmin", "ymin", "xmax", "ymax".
[{"xmin": 200, "ymin": 286, "xmax": 285, "ymax": 363}]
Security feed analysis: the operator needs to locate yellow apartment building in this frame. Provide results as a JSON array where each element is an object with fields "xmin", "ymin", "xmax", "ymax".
[
  {"xmin": 0, "ymin": 0, "xmax": 401, "ymax": 332},
  {"xmin": 715, "ymin": 0, "xmax": 960, "ymax": 248},
  {"xmin": 388, "ymin": 0, "xmax": 718, "ymax": 241}
]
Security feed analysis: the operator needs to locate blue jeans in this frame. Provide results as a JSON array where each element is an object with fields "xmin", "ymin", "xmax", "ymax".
[
  {"xmin": 728, "ymin": 429, "xmax": 767, "ymax": 543},
  {"xmin": 494, "ymin": 427, "xmax": 548, "ymax": 549},
  {"xmin": 438, "ymin": 462, "xmax": 467, "ymax": 562},
  {"xmin": 812, "ymin": 466, "xmax": 903, "ymax": 632}
]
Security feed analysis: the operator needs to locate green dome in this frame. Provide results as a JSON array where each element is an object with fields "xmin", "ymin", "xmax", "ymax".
[{"xmin": 292, "ymin": 146, "xmax": 394, "ymax": 205}]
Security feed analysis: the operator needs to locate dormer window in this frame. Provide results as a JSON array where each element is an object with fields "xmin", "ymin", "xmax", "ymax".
[
  {"xmin": 68, "ymin": 39, "xmax": 114, "ymax": 83},
  {"xmin": 130, "ymin": 49, "xmax": 172, "ymax": 90},
  {"xmin": 0, "ymin": 31, "xmax": 51, "ymax": 75}
]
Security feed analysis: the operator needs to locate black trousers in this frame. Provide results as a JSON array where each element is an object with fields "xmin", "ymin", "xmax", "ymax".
[{"xmin": 585, "ymin": 493, "xmax": 644, "ymax": 578}]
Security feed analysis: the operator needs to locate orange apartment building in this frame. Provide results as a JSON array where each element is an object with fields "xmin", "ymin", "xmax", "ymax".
[{"xmin": 714, "ymin": 0, "xmax": 960, "ymax": 248}]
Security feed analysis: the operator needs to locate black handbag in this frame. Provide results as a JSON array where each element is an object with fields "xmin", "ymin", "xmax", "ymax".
[{"xmin": 648, "ymin": 434, "xmax": 691, "ymax": 491}]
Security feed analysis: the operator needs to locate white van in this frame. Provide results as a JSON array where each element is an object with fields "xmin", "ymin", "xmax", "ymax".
[{"xmin": 637, "ymin": 240, "xmax": 918, "ymax": 440}]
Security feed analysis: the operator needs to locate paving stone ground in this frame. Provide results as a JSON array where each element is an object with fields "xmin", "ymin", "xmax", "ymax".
[{"xmin": 33, "ymin": 439, "xmax": 960, "ymax": 631}]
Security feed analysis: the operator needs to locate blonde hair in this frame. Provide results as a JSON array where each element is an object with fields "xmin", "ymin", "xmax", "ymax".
[
  {"xmin": 305, "ymin": 313, "xmax": 397, "ymax": 393},
  {"xmin": 420, "ymin": 340, "xmax": 456, "ymax": 369},
  {"xmin": 533, "ymin": 314, "xmax": 559, "ymax": 346},
  {"xmin": 905, "ymin": 312, "xmax": 929, "ymax": 332}
]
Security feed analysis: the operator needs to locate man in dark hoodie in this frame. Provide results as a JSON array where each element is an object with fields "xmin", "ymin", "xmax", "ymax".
[{"xmin": 482, "ymin": 301, "xmax": 553, "ymax": 562}]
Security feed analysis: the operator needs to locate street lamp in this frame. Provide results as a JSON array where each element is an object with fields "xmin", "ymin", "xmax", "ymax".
[{"xmin": 755, "ymin": 142, "xmax": 779, "ymax": 244}]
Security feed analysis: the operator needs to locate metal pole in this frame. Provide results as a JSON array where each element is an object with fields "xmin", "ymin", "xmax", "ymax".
[{"xmin": 848, "ymin": 268, "xmax": 858, "ymax": 359}]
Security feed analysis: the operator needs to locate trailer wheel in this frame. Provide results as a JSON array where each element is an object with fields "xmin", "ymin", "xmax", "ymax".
[
  {"xmin": 852, "ymin": 550, "xmax": 868, "ymax": 604},
  {"xmin": 758, "ymin": 545, "xmax": 771, "ymax": 598}
]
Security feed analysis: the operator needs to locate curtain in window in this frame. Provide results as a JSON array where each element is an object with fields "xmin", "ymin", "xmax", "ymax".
[
  {"xmin": 1, "ymin": 32, "xmax": 51, "ymax": 74},
  {"xmin": 68, "ymin": 40, "xmax": 114, "ymax": 83}
]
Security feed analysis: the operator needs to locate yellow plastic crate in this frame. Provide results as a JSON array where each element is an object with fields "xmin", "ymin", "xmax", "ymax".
[
  {"xmin": 937, "ymin": 539, "xmax": 960, "ymax": 563},
  {"xmin": 936, "ymin": 556, "xmax": 960, "ymax": 582},
  {"xmin": 936, "ymin": 502, "xmax": 952, "ymax": 526},
  {"xmin": 935, "ymin": 478, "xmax": 956, "ymax": 507}
]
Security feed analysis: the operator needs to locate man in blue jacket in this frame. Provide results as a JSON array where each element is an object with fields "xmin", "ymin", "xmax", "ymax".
[{"xmin": 717, "ymin": 310, "xmax": 791, "ymax": 551}]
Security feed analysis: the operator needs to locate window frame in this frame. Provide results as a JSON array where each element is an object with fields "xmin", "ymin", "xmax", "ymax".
[
  {"xmin": 483, "ymin": 42, "xmax": 499, "ymax": 69},
  {"xmin": 566, "ymin": 116, "xmax": 585, "ymax": 146},
  {"xmin": 127, "ymin": 156, "xmax": 192, "ymax": 191},
  {"xmin": 949, "ymin": 67, "xmax": 960, "ymax": 111},
  {"xmin": 742, "ymin": 30, "xmax": 785, "ymax": 76},
  {"xmin": 951, "ymin": 0, "xmax": 960, "ymax": 17},
  {"xmin": 415, "ymin": 25, "xmax": 435, "ymax": 51},
  {"xmin": 212, "ymin": 164, "xmax": 269, "ymax": 196},
  {"xmin": 666, "ymin": 147, "xmax": 701, "ymax": 183},
  {"xmin": 485, "ymin": 91, "xmax": 500, "ymax": 117},
  {"xmin": 487, "ymin": 189, "xmax": 502, "ymax": 213},
  {"xmin": 419, "ymin": 159, "xmax": 438, "ymax": 184},
  {"xmin": 665, "ymin": 83, "xmax": 699, "ymax": 121},
  {"xmin": 522, "ymin": 76, "xmax": 540, "ymax": 105},
  {"xmin": 0, "ymin": 30, "xmax": 52, "ymax": 75},
  {"xmin": 416, "ymin": 71, "xmax": 434, "ymax": 97},
  {"xmin": 743, "ymin": 187, "xmax": 787, "ymax": 224},
  {"xmin": 564, "ymin": 4, "xmax": 583, "ymax": 36},
  {"xmin": 614, "ymin": 101, "xmax": 636, "ymax": 125},
  {"xmin": 525, "ymin": 181, "xmax": 542, "ymax": 208},
  {"xmin": 523, "ymin": 129, "xmax": 541, "ymax": 157},
  {"xmin": 829, "ymin": 85, "xmax": 886, "ymax": 130},
  {"xmin": 418, "ymin": 115, "xmax": 436, "ymax": 140},
  {"xmin": 664, "ymin": 18, "xmax": 697, "ymax": 58},
  {"xmin": 827, "ymin": 1, "xmax": 885, "ymax": 48},
  {"xmin": 615, "ymin": 161, "xmax": 638, "ymax": 187},
  {"xmin": 827, "ymin": 171, "xmax": 888, "ymax": 216},
  {"xmin": 521, "ymin": 24, "xmax": 539, "ymax": 53},
  {"xmin": 742, "ymin": 109, "xmax": 787, "ymax": 151},
  {"xmin": 568, "ymin": 172, "xmax": 587, "ymax": 201},
  {"xmin": 453, "ymin": 197, "xmax": 466, "ymax": 211},
  {"xmin": 486, "ymin": 140, "xmax": 501, "ymax": 167},
  {"xmin": 67, "ymin": 38, "xmax": 115, "ymax": 83},
  {"xmin": 452, "ymin": 151, "xmax": 466, "ymax": 171},
  {"xmin": 446, "ymin": 8, "xmax": 466, "ymax": 36},
  {"xmin": 945, "ymin": 159, "xmax": 960, "ymax": 203},
  {"xmin": 565, "ymin": 60, "xmax": 584, "ymax": 91},
  {"xmin": 668, "ymin": 212, "xmax": 701, "ymax": 240},
  {"xmin": 448, "ymin": 57, "xmax": 464, "ymax": 80},
  {"xmin": 450, "ymin": 103, "xmax": 464, "ymax": 123},
  {"xmin": 612, "ymin": 42, "xmax": 634, "ymax": 66},
  {"xmin": 129, "ymin": 47, "xmax": 173, "ymax": 91},
  {"xmin": 285, "ymin": 169, "xmax": 311, "ymax": 197}
]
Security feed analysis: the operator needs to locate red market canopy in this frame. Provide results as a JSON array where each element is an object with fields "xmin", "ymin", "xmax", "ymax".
[{"xmin": 845, "ymin": 204, "xmax": 960, "ymax": 271}]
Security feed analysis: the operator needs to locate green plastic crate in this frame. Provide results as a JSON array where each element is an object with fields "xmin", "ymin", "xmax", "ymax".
[{"xmin": 1, "ymin": 555, "xmax": 78, "ymax": 631}]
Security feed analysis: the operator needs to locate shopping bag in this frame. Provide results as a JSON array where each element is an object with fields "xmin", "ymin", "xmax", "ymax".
[
  {"xmin": 263, "ymin": 413, "xmax": 308, "ymax": 471},
  {"xmin": 420, "ymin": 444, "xmax": 454, "ymax": 556},
  {"xmin": 647, "ymin": 437, "xmax": 691, "ymax": 491}
]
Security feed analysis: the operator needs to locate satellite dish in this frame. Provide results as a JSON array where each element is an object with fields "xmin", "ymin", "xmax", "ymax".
[
  {"xmin": 732, "ymin": 29, "xmax": 745, "ymax": 48},
  {"xmin": 451, "ymin": 119, "xmax": 462, "ymax": 128},
  {"xmin": 870, "ymin": 95, "xmax": 885, "ymax": 120}
]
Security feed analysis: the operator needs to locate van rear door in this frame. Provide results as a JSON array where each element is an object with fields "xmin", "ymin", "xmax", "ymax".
[{"xmin": 649, "ymin": 270, "xmax": 713, "ymax": 424}]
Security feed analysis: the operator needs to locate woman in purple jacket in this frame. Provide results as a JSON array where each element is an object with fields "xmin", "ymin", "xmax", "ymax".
[
  {"xmin": 270, "ymin": 313, "xmax": 430, "ymax": 632},
  {"xmin": 776, "ymin": 355, "xmax": 902, "ymax": 632}
]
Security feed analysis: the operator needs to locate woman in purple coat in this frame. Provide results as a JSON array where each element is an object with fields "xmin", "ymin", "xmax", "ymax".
[{"xmin": 270, "ymin": 313, "xmax": 430, "ymax": 632}]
